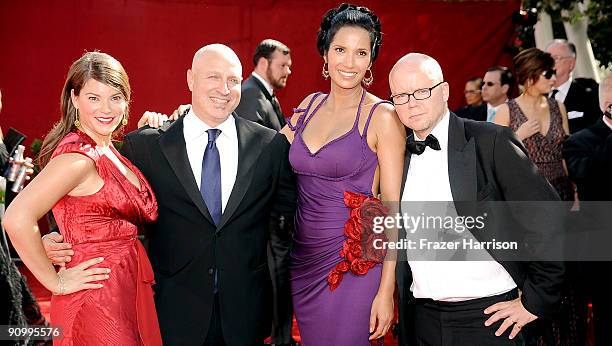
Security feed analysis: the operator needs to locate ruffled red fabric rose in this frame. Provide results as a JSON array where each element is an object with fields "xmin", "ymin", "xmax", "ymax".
[{"xmin": 327, "ymin": 191, "xmax": 389, "ymax": 291}]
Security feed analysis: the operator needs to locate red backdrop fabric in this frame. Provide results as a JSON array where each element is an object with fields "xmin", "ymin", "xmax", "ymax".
[{"xmin": 0, "ymin": 0, "xmax": 519, "ymax": 144}]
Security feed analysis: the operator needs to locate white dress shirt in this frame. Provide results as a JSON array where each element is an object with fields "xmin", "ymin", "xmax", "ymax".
[
  {"xmin": 252, "ymin": 72, "xmax": 274, "ymax": 96},
  {"xmin": 402, "ymin": 110, "xmax": 517, "ymax": 301},
  {"xmin": 183, "ymin": 109, "xmax": 238, "ymax": 212},
  {"xmin": 553, "ymin": 77, "xmax": 572, "ymax": 104}
]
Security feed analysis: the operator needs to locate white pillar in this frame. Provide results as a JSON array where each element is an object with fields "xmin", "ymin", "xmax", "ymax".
[
  {"xmin": 562, "ymin": 2, "xmax": 600, "ymax": 81},
  {"xmin": 535, "ymin": 11, "xmax": 554, "ymax": 50}
]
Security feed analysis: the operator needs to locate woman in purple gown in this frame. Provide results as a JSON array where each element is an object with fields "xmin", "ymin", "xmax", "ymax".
[{"xmin": 280, "ymin": 4, "xmax": 405, "ymax": 345}]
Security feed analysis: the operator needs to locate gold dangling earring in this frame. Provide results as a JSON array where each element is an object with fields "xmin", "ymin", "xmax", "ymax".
[
  {"xmin": 321, "ymin": 62, "xmax": 329, "ymax": 80},
  {"xmin": 363, "ymin": 68, "xmax": 373, "ymax": 87},
  {"xmin": 121, "ymin": 115, "xmax": 128, "ymax": 126},
  {"xmin": 74, "ymin": 108, "xmax": 81, "ymax": 128}
]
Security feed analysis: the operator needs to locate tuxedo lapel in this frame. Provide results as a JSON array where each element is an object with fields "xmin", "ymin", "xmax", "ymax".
[
  {"xmin": 159, "ymin": 117, "xmax": 215, "ymax": 225},
  {"xmin": 447, "ymin": 113, "xmax": 477, "ymax": 202},
  {"xmin": 217, "ymin": 115, "xmax": 261, "ymax": 230},
  {"xmin": 399, "ymin": 132, "xmax": 413, "ymax": 198}
]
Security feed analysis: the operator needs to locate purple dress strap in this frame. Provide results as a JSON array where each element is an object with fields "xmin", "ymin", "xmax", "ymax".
[
  {"xmin": 362, "ymin": 100, "xmax": 392, "ymax": 139},
  {"xmin": 287, "ymin": 92, "xmax": 324, "ymax": 132}
]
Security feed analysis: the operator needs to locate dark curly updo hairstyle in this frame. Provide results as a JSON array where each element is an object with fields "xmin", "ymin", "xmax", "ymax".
[
  {"xmin": 317, "ymin": 3, "xmax": 382, "ymax": 63},
  {"xmin": 513, "ymin": 48, "xmax": 555, "ymax": 86}
]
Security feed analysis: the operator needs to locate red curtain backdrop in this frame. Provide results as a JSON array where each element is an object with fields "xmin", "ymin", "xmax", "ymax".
[{"xmin": 0, "ymin": 0, "xmax": 519, "ymax": 143}]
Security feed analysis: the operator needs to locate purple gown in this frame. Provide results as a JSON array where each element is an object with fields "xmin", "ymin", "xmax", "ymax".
[{"xmin": 288, "ymin": 91, "xmax": 387, "ymax": 345}]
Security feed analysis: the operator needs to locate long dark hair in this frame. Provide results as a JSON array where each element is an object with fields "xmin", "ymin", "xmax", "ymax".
[{"xmin": 38, "ymin": 51, "xmax": 131, "ymax": 167}]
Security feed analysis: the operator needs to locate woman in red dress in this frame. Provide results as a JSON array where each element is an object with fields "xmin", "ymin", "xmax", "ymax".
[{"xmin": 3, "ymin": 51, "xmax": 162, "ymax": 345}]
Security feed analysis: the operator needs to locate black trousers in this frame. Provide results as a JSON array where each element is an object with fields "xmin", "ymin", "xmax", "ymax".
[
  {"xmin": 412, "ymin": 288, "xmax": 524, "ymax": 346},
  {"xmin": 203, "ymin": 293, "xmax": 226, "ymax": 346}
]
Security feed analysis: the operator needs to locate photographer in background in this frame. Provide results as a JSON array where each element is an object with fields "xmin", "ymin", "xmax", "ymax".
[{"xmin": 0, "ymin": 88, "xmax": 48, "ymax": 338}]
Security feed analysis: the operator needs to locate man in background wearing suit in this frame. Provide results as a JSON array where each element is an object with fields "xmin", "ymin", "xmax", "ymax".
[
  {"xmin": 235, "ymin": 39, "xmax": 292, "ymax": 131},
  {"xmin": 389, "ymin": 53, "xmax": 564, "ymax": 345},
  {"xmin": 563, "ymin": 73, "xmax": 612, "ymax": 346},
  {"xmin": 546, "ymin": 39, "xmax": 600, "ymax": 134},
  {"xmin": 234, "ymin": 39, "xmax": 296, "ymax": 346},
  {"xmin": 457, "ymin": 66, "xmax": 513, "ymax": 123}
]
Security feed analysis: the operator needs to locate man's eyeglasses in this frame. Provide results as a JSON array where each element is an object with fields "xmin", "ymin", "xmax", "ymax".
[
  {"xmin": 604, "ymin": 103, "xmax": 612, "ymax": 119},
  {"xmin": 552, "ymin": 55, "xmax": 573, "ymax": 62},
  {"xmin": 542, "ymin": 69, "xmax": 556, "ymax": 79},
  {"xmin": 482, "ymin": 81, "xmax": 499, "ymax": 87},
  {"xmin": 391, "ymin": 81, "xmax": 445, "ymax": 105},
  {"xmin": 464, "ymin": 89, "xmax": 481, "ymax": 95}
]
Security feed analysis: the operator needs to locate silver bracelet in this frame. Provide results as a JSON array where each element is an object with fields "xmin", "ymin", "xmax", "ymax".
[{"xmin": 54, "ymin": 271, "xmax": 66, "ymax": 295}]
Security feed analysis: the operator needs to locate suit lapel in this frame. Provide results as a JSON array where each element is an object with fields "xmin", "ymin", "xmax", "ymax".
[
  {"xmin": 216, "ymin": 115, "xmax": 261, "ymax": 230},
  {"xmin": 251, "ymin": 75, "xmax": 285, "ymax": 127},
  {"xmin": 159, "ymin": 117, "xmax": 215, "ymax": 225},
  {"xmin": 447, "ymin": 113, "xmax": 477, "ymax": 202},
  {"xmin": 399, "ymin": 131, "xmax": 413, "ymax": 198}
]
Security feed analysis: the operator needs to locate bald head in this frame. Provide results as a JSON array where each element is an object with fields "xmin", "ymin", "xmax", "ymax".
[
  {"xmin": 389, "ymin": 53, "xmax": 449, "ymax": 139},
  {"xmin": 390, "ymin": 53, "xmax": 444, "ymax": 87},
  {"xmin": 187, "ymin": 44, "xmax": 243, "ymax": 127},
  {"xmin": 192, "ymin": 44, "xmax": 242, "ymax": 74}
]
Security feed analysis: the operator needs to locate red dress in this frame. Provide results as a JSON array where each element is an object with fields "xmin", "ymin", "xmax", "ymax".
[{"xmin": 50, "ymin": 131, "xmax": 162, "ymax": 346}]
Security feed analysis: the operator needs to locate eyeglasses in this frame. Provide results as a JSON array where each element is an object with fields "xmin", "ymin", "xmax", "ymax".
[
  {"xmin": 482, "ymin": 81, "xmax": 499, "ymax": 87},
  {"xmin": 542, "ymin": 69, "xmax": 556, "ymax": 79},
  {"xmin": 552, "ymin": 55, "xmax": 573, "ymax": 61},
  {"xmin": 605, "ymin": 104, "xmax": 612, "ymax": 119},
  {"xmin": 464, "ymin": 89, "xmax": 481, "ymax": 95},
  {"xmin": 391, "ymin": 81, "xmax": 445, "ymax": 105}
]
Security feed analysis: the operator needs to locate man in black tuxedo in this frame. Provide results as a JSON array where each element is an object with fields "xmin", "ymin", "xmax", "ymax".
[
  {"xmin": 563, "ymin": 74, "xmax": 612, "ymax": 346},
  {"xmin": 389, "ymin": 53, "xmax": 564, "ymax": 345},
  {"xmin": 126, "ymin": 44, "xmax": 295, "ymax": 346},
  {"xmin": 235, "ymin": 39, "xmax": 291, "ymax": 131},
  {"xmin": 546, "ymin": 39, "xmax": 600, "ymax": 134}
]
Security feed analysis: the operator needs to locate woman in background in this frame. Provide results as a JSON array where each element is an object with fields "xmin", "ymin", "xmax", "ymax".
[{"xmin": 494, "ymin": 47, "xmax": 573, "ymax": 201}]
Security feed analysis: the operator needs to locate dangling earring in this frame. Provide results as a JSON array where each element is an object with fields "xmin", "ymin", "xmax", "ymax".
[
  {"xmin": 363, "ymin": 68, "xmax": 373, "ymax": 87},
  {"xmin": 322, "ymin": 62, "xmax": 329, "ymax": 80},
  {"xmin": 121, "ymin": 115, "xmax": 128, "ymax": 126},
  {"xmin": 74, "ymin": 108, "xmax": 81, "ymax": 128}
]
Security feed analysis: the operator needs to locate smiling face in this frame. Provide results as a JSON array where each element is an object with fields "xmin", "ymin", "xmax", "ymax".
[
  {"xmin": 389, "ymin": 54, "xmax": 449, "ymax": 139},
  {"xmin": 187, "ymin": 46, "xmax": 242, "ymax": 127},
  {"xmin": 325, "ymin": 26, "xmax": 372, "ymax": 90},
  {"xmin": 71, "ymin": 78, "xmax": 127, "ymax": 144}
]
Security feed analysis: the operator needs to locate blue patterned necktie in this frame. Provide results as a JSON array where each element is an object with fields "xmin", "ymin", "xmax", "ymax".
[
  {"xmin": 201, "ymin": 129, "xmax": 222, "ymax": 225},
  {"xmin": 487, "ymin": 107, "xmax": 497, "ymax": 122}
]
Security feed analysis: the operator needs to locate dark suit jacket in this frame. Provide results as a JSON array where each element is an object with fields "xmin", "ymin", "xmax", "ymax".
[
  {"xmin": 563, "ymin": 117, "xmax": 612, "ymax": 201},
  {"xmin": 563, "ymin": 78, "xmax": 600, "ymax": 134},
  {"xmin": 122, "ymin": 115, "xmax": 296, "ymax": 346},
  {"xmin": 396, "ymin": 113, "xmax": 565, "ymax": 345},
  {"xmin": 455, "ymin": 103, "xmax": 487, "ymax": 122},
  {"xmin": 235, "ymin": 75, "xmax": 286, "ymax": 131}
]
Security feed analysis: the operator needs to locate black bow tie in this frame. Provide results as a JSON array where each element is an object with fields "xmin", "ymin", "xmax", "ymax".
[{"xmin": 406, "ymin": 134, "xmax": 441, "ymax": 155}]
